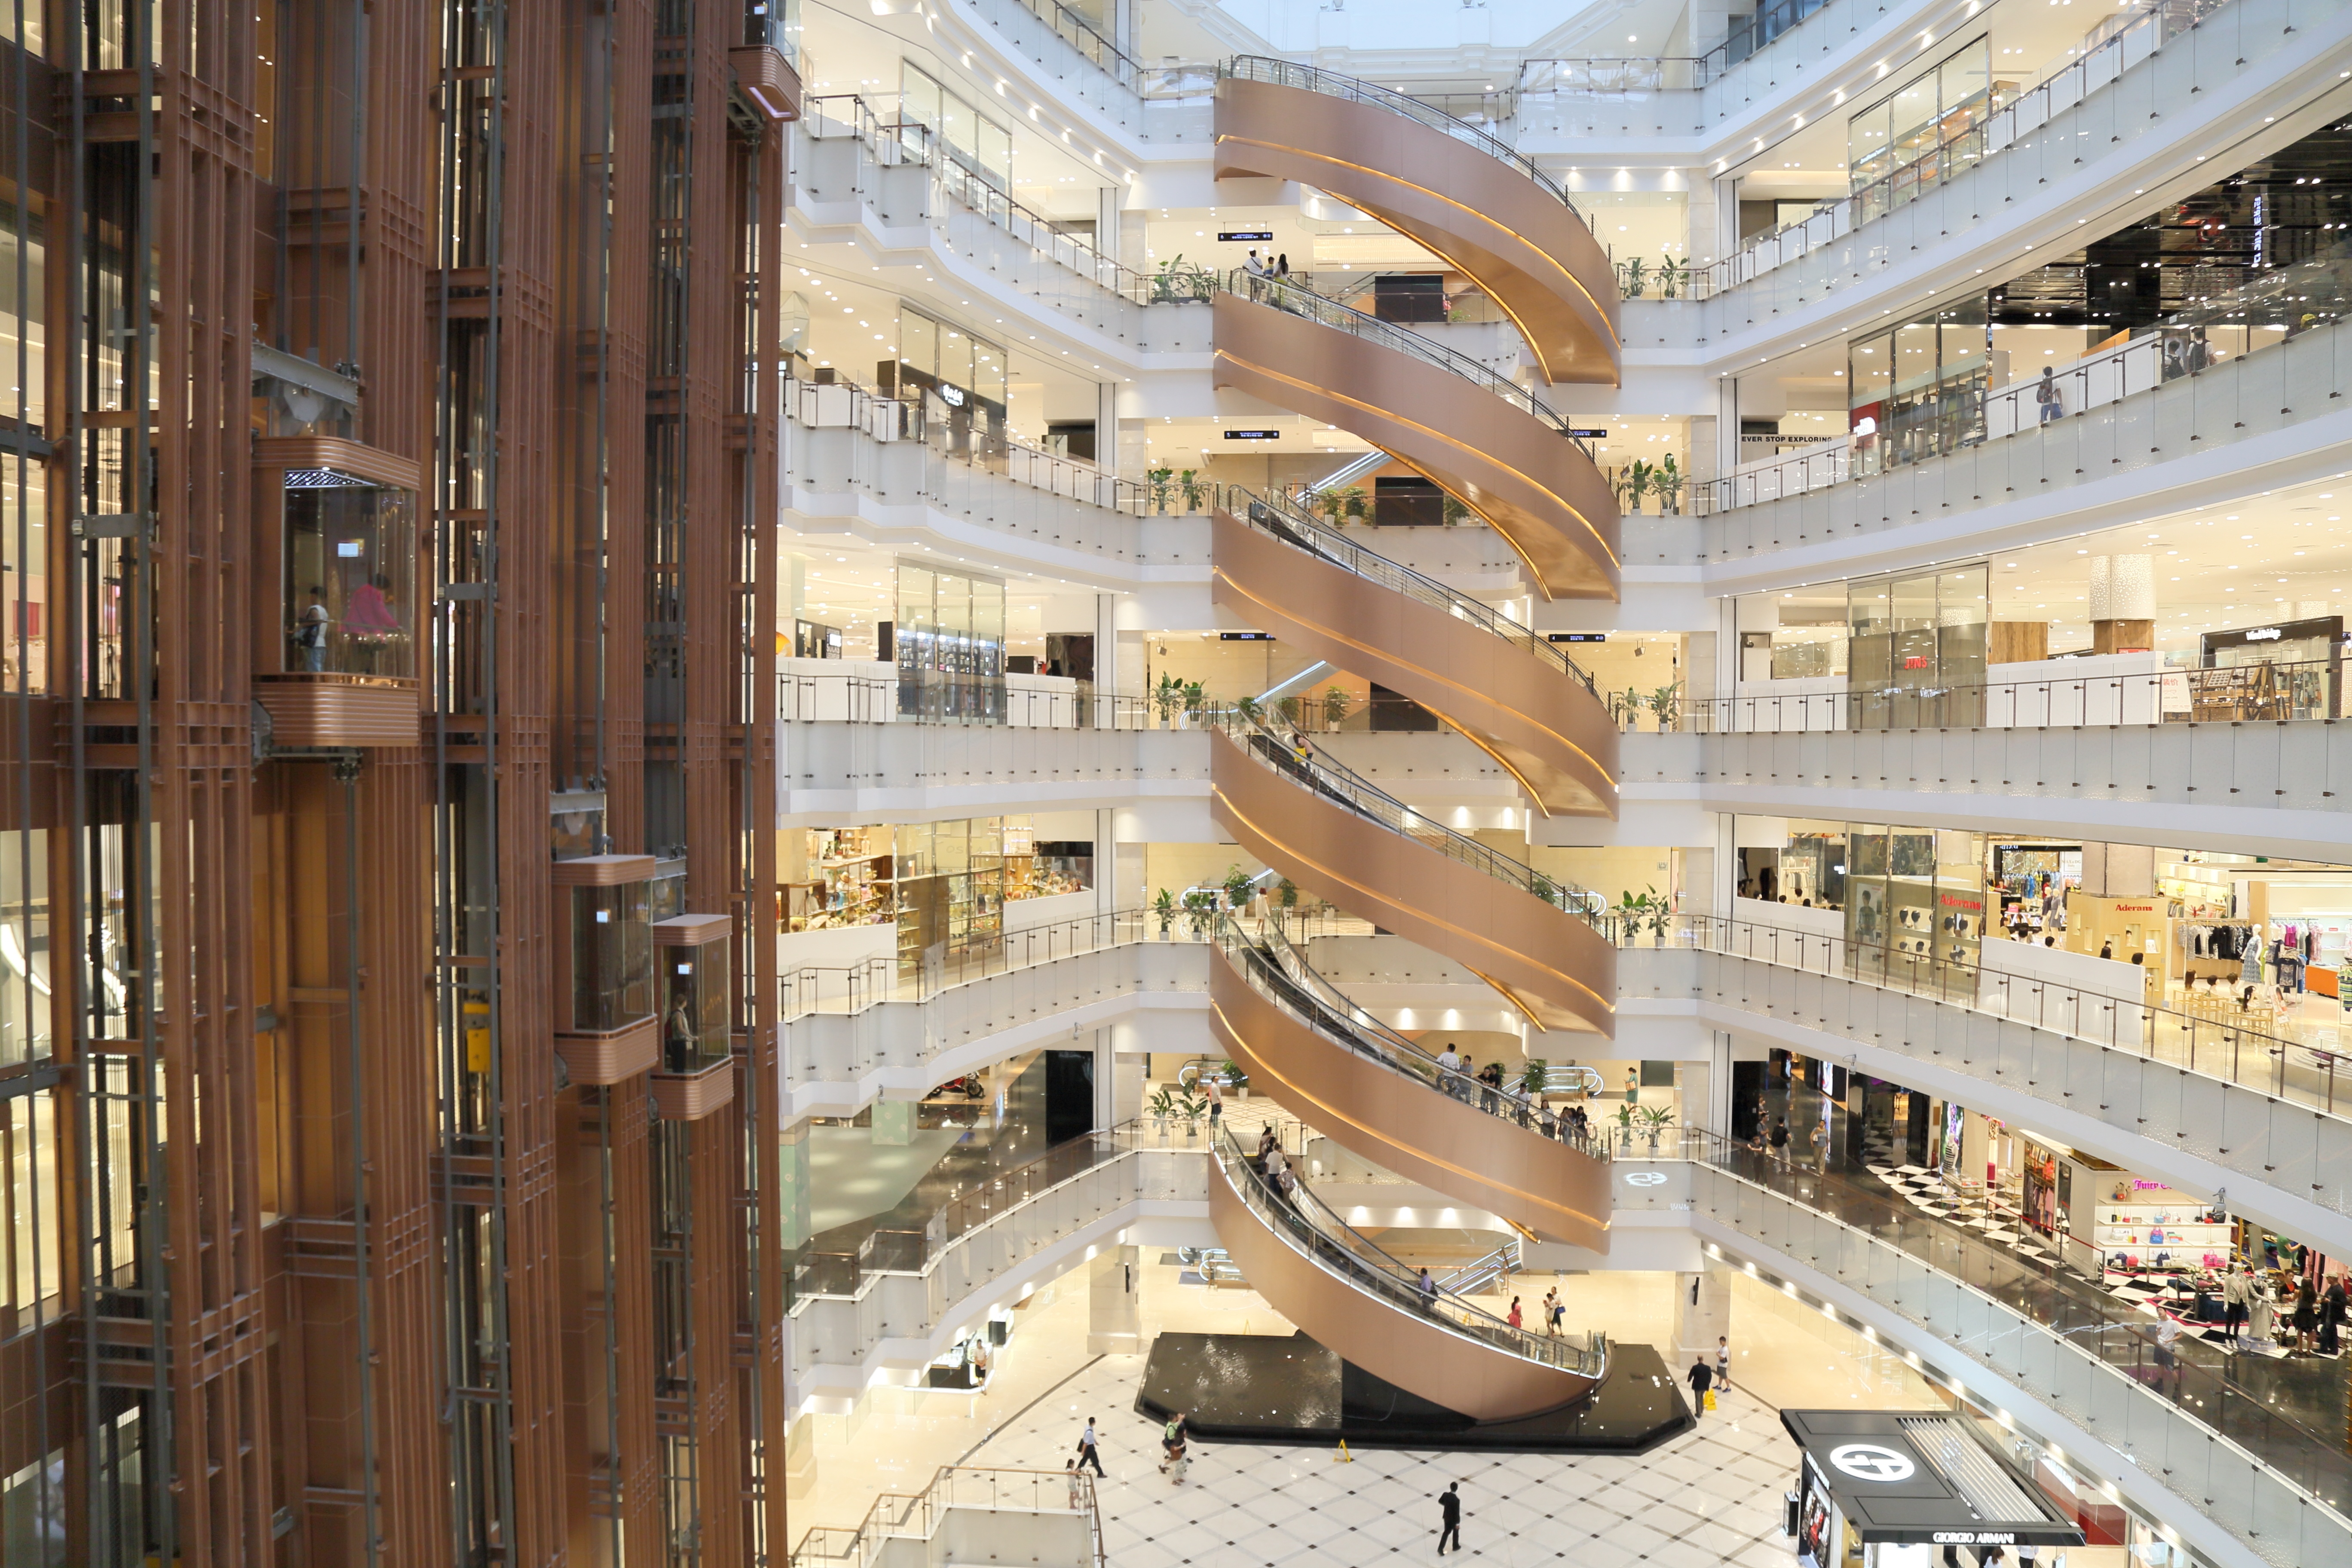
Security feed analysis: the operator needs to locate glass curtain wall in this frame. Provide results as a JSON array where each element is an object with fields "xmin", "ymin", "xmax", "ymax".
[
  {"xmin": 1844, "ymin": 565, "xmax": 1988, "ymax": 728},
  {"xmin": 1847, "ymin": 39, "xmax": 2001, "ymax": 209},
  {"xmin": 1848, "ymin": 297, "xmax": 1990, "ymax": 475},
  {"xmin": 892, "ymin": 818, "xmax": 1005, "ymax": 984},
  {"xmin": 894, "ymin": 562, "xmax": 1007, "ymax": 722},
  {"xmin": 889, "ymin": 306, "xmax": 1009, "ymax": 475},
  {"xmin": 1844, "ymin": 826, "xmax": 1987, "ymax": 999}
]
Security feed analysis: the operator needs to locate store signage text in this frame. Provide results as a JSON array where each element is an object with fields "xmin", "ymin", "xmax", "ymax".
[
  {"xmin": 1550, "ymin": 633, "xmax": 1607, "ymax": 643},
  {"xmin": 1938, "ymin": 894, "xmax": 1983, "ymax": 911},
  {"xmin": 940, "ymin": 384, "xmax": 966, "ymax": 407},
  {"xmin": 1218, "ymin": 230, "xmax": 1274, "ymax": 242},
  {"xmin": 1566, "ymin": 428, "xmax": 1609, "ymax": 439},
  {"xmin": 2246, "ymin": 628, "xmax": 2284, "ymax": 640},
  {"xmin": 1932, "ymin": 1534, "xmax": 2017, "ymax": 1547},
  {"xmin": 1219, "ymin": 632, "xmax": 1275, "ymax": 641},
  {"xmin": 1224, "ymin": 429, "xmax": 1281, "ymax": 440}
]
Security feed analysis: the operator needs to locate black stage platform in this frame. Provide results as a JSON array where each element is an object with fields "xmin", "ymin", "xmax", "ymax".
[{"xmin": 1135, "ymin": 1333, "xmax": 1692, "ymax": 1454}]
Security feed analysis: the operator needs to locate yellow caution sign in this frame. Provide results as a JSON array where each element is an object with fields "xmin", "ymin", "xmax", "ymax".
[{"xmin": 1334, "ymin": 1440, "xmax": 1353, "ymax": 1464}]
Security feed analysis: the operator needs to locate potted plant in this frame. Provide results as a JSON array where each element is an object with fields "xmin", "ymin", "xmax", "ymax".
[
  {"xmin": 1177, "ymin": 469, "xmax": 1207, "ymax": 512},
  {"xmin": 1622, "ymin": 459, "xmax": 1653, "ymax": 515},
  {"xmin": 1341, "ymin": 485, "xmax": 1368, "ymax": 523},
  {"xmin": 1441, "ymin": 495, "xmax": 1470, "ymax": 527},
  {"xmin": 1530, "ymin": 872, "xmax": 1559, "ymax": 908},
  {"xmin": 1146, "ymin": 466, "xmax": 1173, "ymax": 513},
  {"xmin": 1220, "ymin": 1060, "xmax": 1251, "ymax": 1101},
  {"xmin": 1634, "ymin": 1104, "xmax": 1677, "ymax": 1151},
  {"xmin": 1621, "ymin": 686, "xmax": 1645, "ymax": 731},
  {"xmin": 1617, "ymin": 885, "xmax": 1667, "ymax": 945},
  {"xmin": 1314, "ymin": 488, "xmax": 1345, "ymax": 526},
  {"xmin": 1618, "ymin": 256, "xmax": 1648, "ymax": 298},
  {"xmin": 1657, "ymin": 258, "xmax": 1688, "ymax": 300},
  {"xmin": 1274, "ymin": 694, "xmax": 1301, "ymax": 729},
  {"xmin": 1278, "ymin": 878, "xmax": 1299, "ymax": 924},
  {"xmin": 1648, "ymin": 681, "xmax": 1682, "ymax": 732},
  {"xmin": 1523, "ymin": 1059, "xmax": 1548, "ymax": 1099},
  {"xmin": 1182, "ymin": 887, "xmax": 1216, "ymax": 937},
  {"xmin": 1237, "ymin": 694, "xmax": 1264, "ymax": 726},
  {"xmin": 1222, "ymin": 863, "xmax": 1253, "ymax": 911},
  {"xmin": 1322, "ymin": 684, "xmax": 1349, "ymax": 732},
  {"xmin": 1182, "ymin": 681, "xmax": 1207, "ymax": 728},
  {"xmin": 1154, "ymin": 886, "xmax": 1176, "ymax": 938},
  {"xmin": 1153, "ymin": 673, "xmax": 1184, "ymax": 728},
  {"xmin": 1654, "ymin": 453, "xmax": 1684, "ymax": 514}
]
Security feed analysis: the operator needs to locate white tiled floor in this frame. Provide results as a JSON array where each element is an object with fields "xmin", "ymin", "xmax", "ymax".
[{"xmin": 959, "ymin": 1351, "xmax": 1803, "ymax": 1568}]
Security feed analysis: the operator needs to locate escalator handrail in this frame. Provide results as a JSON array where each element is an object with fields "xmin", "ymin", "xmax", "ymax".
[
  {"xmin": 1222, "ymin": 271, "xmax": 1592, "ymax": 449},
  {"xmin": 1211, "ymin": 708, "xmax": 1606, "ymax": 921},
  {"xmin": 1214, "ymin": 915, "xmax": 1615, "ymax": 1162},
  {"xmin": 1231, "ymin": 489, "xmax": 1598, "ymax": 695},
  {"xmin": 1220, "ymin": 55, "xmax": 1589, "ymax": 228},
  {"xmin": 1212, "ymin": 1122, "xmax": 1608, "ymax": 1378}
]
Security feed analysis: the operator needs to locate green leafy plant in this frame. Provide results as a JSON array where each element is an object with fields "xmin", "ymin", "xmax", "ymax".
[
  {"xmin": 1237, "ymin": 694, "xmax": 1264, "ymax": 726},
  {"xmin": 1523, "ymin": 1058, "xmax": 1548, "ymax": 1095},
  {"xmin": 1648, "ymin": 681, "xmax": 1683, "ymax": 731},
  {"xmin": 1177, "ymin": 468, "xmax": 1206, "ymax": 512},
  {"xmin": 1148, "ymin": 1084, "xmax": 1206, "ymax": 1124},
  {"xmin": 1149, "ymin": 255, "xmax": 1215, "ymax": 304},
  {"xmin": 1620, "ymin": 686, "xmax": 1645, "ymax": 730},
  {"xmin": 1657, "ymin": 258, "xmax": 1688, "ymax": 300},
  {"xmin": 1616, "ymin": 885, "xmax": 1668, "ymax": 940},
  {"xmin": 1219, "ymin": 1059, "xmax": 1249, "ymax": 1091},
  {"xmin": 1222, "ymin": 863, "xmax": 1254, "ymax": 909},
  {"xmin": 1274, "ymin": 694, "xmax": 1301, "ymax": 729},
  {"xmin": 1530, "ymin": 872, "xmax": 1559, "ymax": 907},
  {"xmin": 1277, "ymin": 878, "xmax": 1299, "ymax": 911},
  {"xmin": 1634, "ymin": 1104, "xmax": 1677, "ymax": 1133},
  {"xmin": 1341, "ymin": 485, "xmax": 1368, "ymax": 521},
  {"xmin": 1441, "ymin": 494, "xmax": 1470, "ymax": 527},
  {"xmin": 1153, "ymin": 886, "xmax": 1176, "ymax": 934},
  {"xmin": 1181, "ymin": 886, "xmax": 1216, "ymax": 935},
  {"xmin": 1618, "ymin": 256, "xmax": 1648, "ymax": 298},
  {"xmin": 1321, "ymin": 684, "xmax": 1349, "ymax": 731},
  {"xmin": 1621, "ymin": 459, "xmax": 1654, "ymax": 514},
  {"xmin": 1146, "ymin": 466, "xmax": 1173, "ymax": 513},
  {"xmin": 1152, "ymin": 673, "xmax": 1184, "ymax": 725},
  {"xmin": 1653, "ymin": 453, "xmax": 1684, "ymax": 515},
  {"xmin": 1182, "ymin": 680, "xmax": 1207, "ymax": 717}
]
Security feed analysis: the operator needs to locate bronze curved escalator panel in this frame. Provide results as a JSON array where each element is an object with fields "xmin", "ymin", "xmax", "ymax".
[
  {"xmin": 1208, "ymin": 730, "xmax": 1615, "ymax": 1036},
  {"xmin": 1211, "ymin": 296, "xmax": 1620, "ymax": 601},
  {"xmin": 1210, "ymin": 954, "xmax": 1611, "ymax": 1248},
  {"xmin": 1210, "ymin": 509, "xmax": 1618, "ymax": 818},
  {"xmin": 1207, "ymin": 1158, "xmax": 1599, "ymax": 1421},
  {"xmin": 1215, "ymin": 75, "xmax": 1621, "ymax": 387}
]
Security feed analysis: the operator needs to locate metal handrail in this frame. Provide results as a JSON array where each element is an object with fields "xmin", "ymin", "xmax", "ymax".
[
  {"xmin": 1220, "ymin": 55, "xmax": 1589, "ymax": 230},
  {"xmin": 1224, "ymin": 271, "xmax": 1589, "ymax": 445},
  {"xmin": 788, "ymin": 1464, "xmax": 1106, "ymax": 1568},
  {"xmin": 1215, "ymin": 914, "xmax": 1615, "ymax": 1160},
  {"xmin": 1231, "ymin": 488, "xmax": 1598, "ymax": 695},
  {"xmin": 1213, "ymin": 1121, "xmax": 1608, "ymax": 1378},
  {"xmin": 1209, "ymin": 706, "xmax": 1605, "ymax": 920}
]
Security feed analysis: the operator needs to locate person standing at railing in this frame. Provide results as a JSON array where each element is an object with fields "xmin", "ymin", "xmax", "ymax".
[{"xmin": 2036, "ymin": 367, "xmax": 2064, "ymax": 424}]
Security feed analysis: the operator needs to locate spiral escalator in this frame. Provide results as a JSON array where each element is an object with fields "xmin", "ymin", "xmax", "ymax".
[
  {"xmin": 1200, "ymin": 58, "xmax": 1625, "ymax": 1424},
  {"xmin": 1214, "ymin": 56, "xmax": 1621, "ymax": 387},
  {"xmin": 1213, "ymin": 492, "xmax": 1618, "ymax": 818}
]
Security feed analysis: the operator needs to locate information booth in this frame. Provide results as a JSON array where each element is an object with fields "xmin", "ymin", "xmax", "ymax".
[{"xmin": 1782, "ymin": 1409, "xmax": 2084, "ymax": 1568}]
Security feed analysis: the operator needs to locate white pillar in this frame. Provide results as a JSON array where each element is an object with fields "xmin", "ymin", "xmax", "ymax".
[
  {"xmin": 1673, "ymin": 1265, "xmax": 1735, "ymax": 1372},
  {"xmin": 1087, "ymin": 1243, "xmax": 1142, "ymax": 1354}
]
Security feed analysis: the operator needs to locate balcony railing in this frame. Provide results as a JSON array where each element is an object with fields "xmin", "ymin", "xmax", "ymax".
[
  {"xmin": 1700, "ymin": 0, "xmax": 2236, "ymax": 301},
  {"xmin": 789, "ymin": 1466, "xmax": 1105, "ymax": 1568},
  {"xmin": 1651, "ymin": 1135, "xmax": 2352, "ymax": 1554},
  {"xmin": 1613, "ymin": 910, "xmax": 2352, "ymax": 1121},
  {"xmin": 1706, "ymin": 237, "xmax": 2352, "ymax": 516},
  {"xmin": 1645, "ymin": 654, "xmax": 2349, "ymax": 734}
]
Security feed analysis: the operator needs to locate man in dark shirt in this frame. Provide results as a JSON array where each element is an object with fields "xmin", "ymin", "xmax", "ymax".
[
  {"xmin": 1436, "ymin": 1482, "xmax": 1463, "ymax": 1555},
  {"xmin": 1687, "ymin": 1356, "xmax": 1714, "ymax": 1413}
]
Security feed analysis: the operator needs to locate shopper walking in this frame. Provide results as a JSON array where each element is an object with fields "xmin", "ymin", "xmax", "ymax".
[
  {"xmin": 1076, "ymin": 1417, "xmax": 1106, "ymax": 1477},
  {"xmin": 2154, "ymin": 1313, "xmax": 2183, "ymax": 1397},
  {"xmin": 2324, "ymin": 1276, "xmax": 2346, "ymax": 1354},
  {"xmin": 1203, "ymin": 1072, "xmax": 1222, "ymax": 1131},
  {"xmin": 1770, "ymin": 1118, "xmax": 1791, "ymax": 1158},
  {"xmin": 1716, "ymin": 1334, "xmax": 1731, "ymax": 1391},
  {"xmin": 1436, "ymin": 1482, "xmax": 1463, "ymax": 1555},
  {"xmin": 1507, "ymin": 1296, "xmax": 1523, "ymax": 1330},
  {"xmin": 2035, "ymin": 366, "xmax": 2063, "ymax": 424},
  {"xmin": 1540, "ymin": 1287, "xmax": 1559, "ymax": 1335},
  {"xmin": 1687, "ymin": 1356, "xmax": 1714, "ymax": 1413}
]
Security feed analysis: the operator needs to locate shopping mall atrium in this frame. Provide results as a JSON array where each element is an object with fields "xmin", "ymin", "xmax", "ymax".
[{"xmin": 13, "ymin": 0, "xmax": 2352, "ymax": 1563}]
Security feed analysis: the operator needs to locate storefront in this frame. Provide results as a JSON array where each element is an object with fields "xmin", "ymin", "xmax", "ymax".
[
  {"xmin": 1844, "ymin": 826, "xmax": 1985, "ymax": 998},
  {"xmin": 2196, "ymin": 615, "xmax": 2346, "ymax": 720},
  {"xmin": 1783, "ymin": 1409, "xmax": 2083, "ymax": 1568}
]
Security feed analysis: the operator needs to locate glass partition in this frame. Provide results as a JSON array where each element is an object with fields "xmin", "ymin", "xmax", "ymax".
[
  {"xmin": 894, "ymin": 561, "xmax": 1007, "ymax": 722},
  {"xmin": 662, "ymin": 942, "xmax": 731, "ymax": 1072},
  {"xmin": 571, "ymin": 882, "xmax": 653, "ymax": 1032},
  {"xmin": 283, "ymin": 469, "xmax": 418, "ymax": 679},
  {"xmin": 1845, "ymin": 564, "xmax": 1988, "ymax": 728}
]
